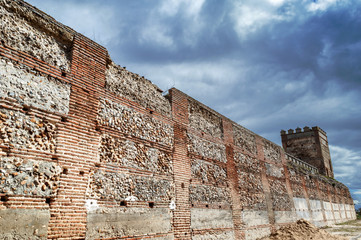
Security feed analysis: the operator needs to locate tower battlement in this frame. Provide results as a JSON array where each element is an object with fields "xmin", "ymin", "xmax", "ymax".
[
  {"xmin": 281, "ymin": 126, "xmax": 326, "ymax": 136},
  {"xmin": 281, "ymin": 126, "xmax": 333, "ymax": 177}
]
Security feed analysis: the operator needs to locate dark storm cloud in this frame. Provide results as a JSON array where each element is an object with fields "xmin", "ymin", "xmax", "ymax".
[{"xmin": 26, "ymin": 0, "xmax": 361, "ymax": 208}]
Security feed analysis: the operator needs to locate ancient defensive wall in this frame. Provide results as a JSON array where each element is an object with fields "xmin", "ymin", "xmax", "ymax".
[{"xmin": 0, "ymin": 0, "xmax": 356, "ymax": 239}]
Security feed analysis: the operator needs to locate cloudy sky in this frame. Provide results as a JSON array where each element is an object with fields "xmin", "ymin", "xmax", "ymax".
[{"xmin": 26, "ymin": 0, "xmax": 361, "ymax": 209}]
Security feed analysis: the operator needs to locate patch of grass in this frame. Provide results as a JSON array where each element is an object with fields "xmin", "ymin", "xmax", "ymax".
[
  {"xmin": 330, "ymin": 227, "xmax": 361, "ymax": 233},
  {"xmin": 337, "ymin": 220, "xmax": 359, "ymax": 226}
]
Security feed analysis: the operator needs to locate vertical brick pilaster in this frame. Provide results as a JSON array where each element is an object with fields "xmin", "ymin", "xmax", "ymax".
[
  {"xmin": 47, "ymin": 34, "xmax": 107, "ymax": 239},
  {"xmin": 256, "ymin": 136, "xmax": 275, "ymax": 228},
  {"xmin": 314, "ymin": 179, "xmax": 328, "ymax": 225},
  {"xmin": 301, "ymin": 177, "xmax": 313, "ymax": 222},
  {"xmin": 281, "ymin": 151, "xmax": 295, "ymax": 211},
  {"xmin": 223, "ymin": 119, "xmax": 244, "ymax": 239},
  {"xmin": 327, "ymin": 185, "xmax": 336, "ymax": 223},
  {"xmin": 169, "ymin": 89, "xmax": 192, "ymax": 240}
]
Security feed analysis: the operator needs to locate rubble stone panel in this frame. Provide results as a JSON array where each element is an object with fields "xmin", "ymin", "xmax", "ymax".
[
  {"xmin": 269, "ymin": 179, "xmax": 293, "ymax": 210},
  {"xmin": 239, "ymin": 191, "xmax": 267, "ymax": 210},
  {"xmin": 234, "ymin": 152, "xmax": 261, "ymax": 173},
  {"xmin": 187, "ymin": 133, "xmax": 226, "ymax": 162},
  {"xmin": 288, "ymin": 168, "xmax": 304, "ymax": 184},
  {"xmin": 0, "ymin": 108, "xmax": 57, "ymax": 152},
  {"xmin": 0, "ymin": 58, "xmax": 71, "ymax": 114},
  {"xmin": 265, "ymin": 163, "xmax": 284, "ymax": 178},
  {"xmin": 233, "ymin": 125, "xmax": 257, "ymax": 154},
  {"xmin": 189, "ymin": 184, "xmax": 230, "ymax": 204},
  {"xmin": 263, "ymin": 140, "xmax": 281, "ymax": 163},
  {"xmin": 106, "ymin": 62, "xmax": 171, "ymax": 117},
  {"xmin": 99, "ymin": 134, "xmax": 172, "ymax": 175},
  {"xmin": 98, "ymin": 99, "xmax": 173, "ymax": 146},
  {"xmin": 0, "ymin": 157, "xmax": 61, "ymax": 196},
  {"xmin": 238, "ymin": 171, "xmax": 263, "ymax": 193},
  {"xmin": 291, "ymin": 183, "xmax": 305, "ymax": 198},
  {"xmin": 0, "ymin": 5, "xmax": 71, "ymax": 71},
  {"xmin": 191, "ymin": 159, "xmax": 227, "ymax": 186},
  {"xmin": 87, "ymin": 170, "xmax": 174, "ymax": 202},
  {"xmin": 188, "ymin": 100, "xmax": 223, "ymax": 139},
  {"xmin": 305, "ymin": 177, "xmax": 319, "ymax": 200}
]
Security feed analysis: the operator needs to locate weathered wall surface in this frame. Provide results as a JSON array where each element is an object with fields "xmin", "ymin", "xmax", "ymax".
[
  {"xmin": 0, "ymin": 1, "xmax": 356, "ymax": 240},
  {"xmin": 87, "ymin": 208, "xmax": 173, "ymax": 239},
  {"xmin": 0, "ymin": 58, "xmax": 71, "ymax": 114},
  {"xmin": 0, "ymin": 208, "xmax": 50, "ymax": 239},
  {"xmin": 106, "ymin": 62, "xmax": 171, "ymax": 117},
  {"xmin": 0, "ymin": 2, "xmax": 72, "ymax": 71}
]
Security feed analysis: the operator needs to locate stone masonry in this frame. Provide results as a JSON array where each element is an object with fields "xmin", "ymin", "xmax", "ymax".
[{"xmin": 0, "ymin": 1, "xmax": 356, "ymax": 239}]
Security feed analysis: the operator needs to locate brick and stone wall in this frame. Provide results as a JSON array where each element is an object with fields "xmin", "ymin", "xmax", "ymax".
[{"xmin": 0, "ymin": 1, "xmax": 356, "ymax": 239}]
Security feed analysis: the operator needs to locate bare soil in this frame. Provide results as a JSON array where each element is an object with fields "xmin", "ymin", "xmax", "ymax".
[
  {"xmin": 325, "ymin": 219, "xmax": 361, "ymax": 240},
  {"xmin": 259, "ymin": 219, "xmax": 361, "ymax": 240}
]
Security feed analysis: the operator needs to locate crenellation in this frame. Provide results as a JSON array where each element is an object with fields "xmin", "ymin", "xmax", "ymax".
[{"xmin": 281, "ymin": 126, "xmax": 334, "ymax": 177}]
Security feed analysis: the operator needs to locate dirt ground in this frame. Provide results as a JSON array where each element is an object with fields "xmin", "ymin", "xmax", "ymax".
[
  {"xmin": 325, "ymin": 219, "xmax": 361, "ymax": 240},
  {"xmin": 259, "ymin": 219, "xmax": 361, "ymax": 240}
]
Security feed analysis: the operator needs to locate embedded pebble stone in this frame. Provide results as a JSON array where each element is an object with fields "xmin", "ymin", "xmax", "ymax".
[
  {"xmin": 0, "ymin": 4, "xmax": 71, "ymax": 71},
  {"xmin": 0, "ymin": 157, "xmax": 61, "ymax": 196},
  {"xmin": 98, "ymin": 99, "xmax": 173, "ymax": 146},
  {"xmin": 187, "ymin": 133, "xmax": 226, "ymax": 162},
  {"xmin": 0, "ymin": 108, "xmax": 57, "ymax": 152},
  {"xmin": 0, "ymin": 58, "xmax": 70, "ymax": 114},
  {"xmin": 189, "ymin": 100, "xmax": 223, "ymax": 139},
  {"xmin": 100, "ymin": 134, "xmax": 172, "ymax": 174},
  {"xmin": 106, "ymin": 62, "xmax": 171, "ymax": 117}
]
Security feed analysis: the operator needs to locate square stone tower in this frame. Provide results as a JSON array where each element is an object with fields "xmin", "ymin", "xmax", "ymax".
[{"xmin": 281, "ymin": 126, "xmax": 334, "ymax": 177}]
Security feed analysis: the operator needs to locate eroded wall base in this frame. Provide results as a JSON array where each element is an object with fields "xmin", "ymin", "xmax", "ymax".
[{"xmin": 0, "ymin": 209, "xmax": 50, "ymax": 239}]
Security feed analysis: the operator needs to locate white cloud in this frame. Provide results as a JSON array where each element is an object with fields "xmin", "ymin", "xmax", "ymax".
[
  {"xmin": 159, "ymin": 0, "xmax": 205, "ymax": 17},
  {"xmin": 128, "ymin": 60, "xmax": 247, "ymax": 109},
  {"xmin": 330, "ymin": 145, "xmax": 361, "ymax": 188},
  {"xmin": 354, "ymin": 200, "xmax": 360, "ymax": 205},
  {"xmin": 231, "ymin": 4, "xmax": 273, "ymax": 39},
  {"xmin": 140, "ymin": 23, "xmax": 175, "ymax": 48},
  {"xmin": 307, "ymin": 0, "xmax": 343, "ymax": 12},
  {"xmin": 267, "ymin": 0, "xmax": 287, "ymax": 7},
  {"xmin": 230, "ymin": 0, "xmax": 296, "ymax": 39},
  {"xmin": 138, "ymin": 0, "xmax": 206, "ymax": 48}
]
